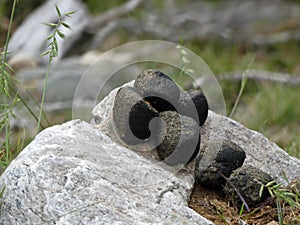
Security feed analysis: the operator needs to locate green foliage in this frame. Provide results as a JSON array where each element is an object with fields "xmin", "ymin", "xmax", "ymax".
[
  {"xmin": 214, "ymin": 204, "xmax": 228, "ymax": 223},
  {"xmin": 41, "ymin": 6, "xmax": 74, "ymax": 61},
  {"xmin": 240, "ymin": 179, "xmax": 300, "ymax": 224},
  {"xmin": 229, "ymin": 57, "xmax": 254, "ymax": 118},
  {"xmin": 182, "ymin": 40, "xmax": 300, "ymax": 156},
  {"xmin": 0, "ymin": 0, "xmax": 18, "ymax": 173},
  {"xmin": 176, "ymin": 42, "xmax": 196, "ymax": 82},
  {"xmin": 0, "ymin": 0, "xmax": 41, "ymax": 27},
  {"xmin": 234, "ymin": 83, "xmax": 300, "ymax": 152},
  {"xmin": 185, "ymin": 41, "xmax": 251, "ymax": 75},
  {"xmin": 82, "ymin": 0, "xmax": 128, "ymax": 14},
  {"xmin": 0, "ymin": 186, "xmax": 5, "ymax": 208},
  {"xmin": 0, "ymin": 1, "xmax": 74, "ymax": 208},
  {"xmin": 239, "ymin": 203, "xmax": 245, "ymax": 216},
  {"xmin": 185, "ymin": 40, "xmax": 300, "ymax": 75},
  {"xmin": 286, "ymin": 143, "xmax": 300, "ymax": 159},
  {"xmin": 202, "ymin": 0, "xmax": 222, "ymax": 3},
  {"xmin": 260, "ymin": 180, "xmax": 300, "ymax": 225},
  {"xmin": 37, "ymin": 5, "xmax": 74, "ymax": 132},
  {"xmin": 0, "ymin": 1, "xmax": 41, "ymax": 45}
]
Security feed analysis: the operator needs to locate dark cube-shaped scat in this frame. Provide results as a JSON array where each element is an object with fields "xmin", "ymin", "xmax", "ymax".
[
  {"xmin": 157, "ymin": 111, "xmax": 200, "ymax": 166},
  {"xmin": 113, "ymin": 69, "xmax": 206, "ymax": 166},
  {"xmin": 113, "ymin": 86, "xmax": 159, "ymax": 145},
  {"xmin": 224, "ymin": 165, "xmax": 273, "ymax": 208},
  {"xmin": 177, "ymin": 90, "xmax": 209, "ymax": 126},
  {"xmin": 134, "ymin": 70, "xmax": 180, "ymax": 112},
  {"xmin": 195, "ymin": 141, "xmax": 246, "ymax": 188}
]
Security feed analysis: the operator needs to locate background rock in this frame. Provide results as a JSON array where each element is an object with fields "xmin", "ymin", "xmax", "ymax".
[
  {"xmin": 0, "ymin": 120, "xmax": 213, "ymax": 225},
  {"xmin": 86, "ymin": 0, "xmax": 300, "ymax": 48},
  {"xmin": 8, "ymin": 0, "xmax": 90, "ymax": 64},
  {"xmin": 10, "ymin": 53, "xmax": 140, "ymax": 137},
  {"xmin": 8, "ymin": 0, "xmax": 300, "ymax": 63}
]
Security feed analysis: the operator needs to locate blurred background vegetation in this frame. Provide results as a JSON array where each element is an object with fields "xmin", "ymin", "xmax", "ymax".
[{"xmin": 0, "ymin": 0, "xmax": 300, "ymax": 160}]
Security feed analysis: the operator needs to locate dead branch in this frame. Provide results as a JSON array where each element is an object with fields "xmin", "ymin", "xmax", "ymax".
[{"xmin": 220, "ymin": 70, "xmax": 300, "ymax": 85}]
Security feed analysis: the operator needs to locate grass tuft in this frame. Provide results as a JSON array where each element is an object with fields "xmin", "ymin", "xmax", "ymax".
[{"xmin": 37, "ymin": 5, "xmax": 74, "ymax": 133}]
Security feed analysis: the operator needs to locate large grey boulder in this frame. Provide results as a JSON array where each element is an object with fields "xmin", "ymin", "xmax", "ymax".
[
  {"xmin": 0, "ymin": 120, "xmax": 213, "ymax": 225},
  {"xmin": 92, "ymin": 81, "xmax": 300, "ymax": 186}
]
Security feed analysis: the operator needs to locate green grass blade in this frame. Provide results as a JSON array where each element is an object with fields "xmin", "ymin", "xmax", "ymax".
[{"xmin": 229, "ymin": 56, "xmax": 255, "ymax": 118}]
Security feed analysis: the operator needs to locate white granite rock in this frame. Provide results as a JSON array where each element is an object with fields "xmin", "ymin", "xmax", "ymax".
[{"xmin": 0, "ymin": 120, "xmax": 213, "ymax": 225}]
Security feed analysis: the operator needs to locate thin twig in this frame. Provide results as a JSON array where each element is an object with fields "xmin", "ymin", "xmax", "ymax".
[
  {"xmin": 220, "ymin": 69, "xmax": 300, "ymax": 86},
  {"xmin": 218, "ymin": 171, "xmax": 250, "ymax": 212}
]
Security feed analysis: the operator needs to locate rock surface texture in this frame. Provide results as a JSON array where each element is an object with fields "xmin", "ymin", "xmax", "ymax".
[{"xmin": 0, "ymin": 120, "xmax": 212, "ymax": 225}]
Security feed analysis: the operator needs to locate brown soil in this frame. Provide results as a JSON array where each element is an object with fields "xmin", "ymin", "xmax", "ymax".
[{"xmin": 188, "ymin": 184, "xmax": 300, "ymax": 225}]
